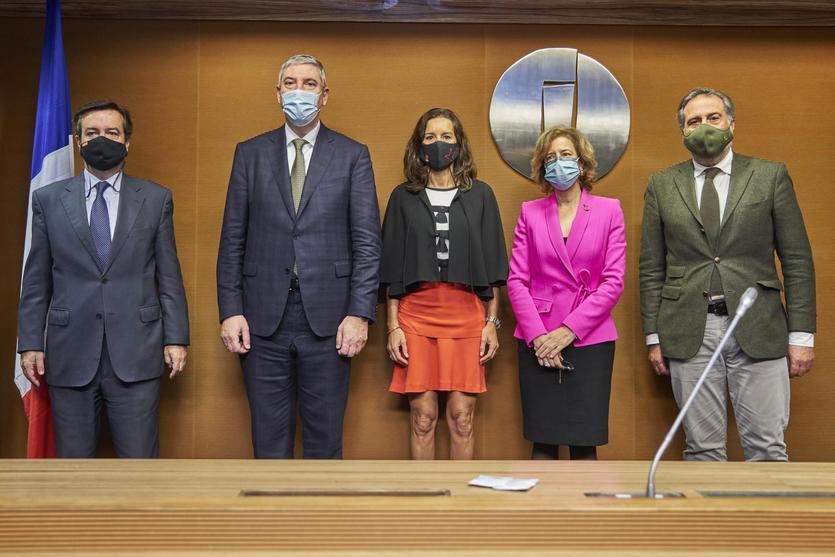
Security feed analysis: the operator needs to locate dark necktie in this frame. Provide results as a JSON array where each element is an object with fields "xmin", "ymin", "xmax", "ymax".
[
  {"xmin": 90, "ymin": 181, "xmax": 112, "ymax": 268},
  {"xmin": 700, "ymin": 167, "xmax": 723, "ymax": 297}
]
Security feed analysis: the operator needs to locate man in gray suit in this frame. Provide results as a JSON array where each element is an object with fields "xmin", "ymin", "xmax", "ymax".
[
  {"xmin": 217, "ymin": 54, "xmax": 381, "ymax": 459},
  {"xmin": 639, "ymin": 88, "xmax": 815, "ymax": 461},
  {"xmin": 17, "ymin": 100, "xmax": 190, "ymax": 458}
]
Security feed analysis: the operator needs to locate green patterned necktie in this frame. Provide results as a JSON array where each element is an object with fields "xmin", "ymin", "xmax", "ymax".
[
  {"xmin": 700, "ymin": 167, "xmax": 723, "ymax": 297},
  {"xmin": 291, "ymin": 138, "xmax": 307, "ymax": 212}
]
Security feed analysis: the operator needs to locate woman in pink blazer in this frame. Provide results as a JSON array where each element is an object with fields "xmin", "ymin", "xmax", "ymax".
[{"xmin": 507, "ymin": 127, "xmax": 626, "ymax": 460}]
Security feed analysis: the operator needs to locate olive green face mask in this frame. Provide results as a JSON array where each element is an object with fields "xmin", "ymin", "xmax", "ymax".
[{"xmin": 683, "ymin": 123, "xmax": 733, "ymax": 158}]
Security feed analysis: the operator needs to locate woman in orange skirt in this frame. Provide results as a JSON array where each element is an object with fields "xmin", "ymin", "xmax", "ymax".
[{"xmin": 380, "ymin": 108, "xmax": 508, "ymax": 459}]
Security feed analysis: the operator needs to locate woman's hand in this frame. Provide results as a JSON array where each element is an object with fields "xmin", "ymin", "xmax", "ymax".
[
  {"xmin": 532, "ymin": 336, "xmax": 562, "ymax": 368},
  {"xmin": 480, "ymin": 322, "xmax": 499, "ymax": 364},
  {"xmin": 534, "ymin": 326, "xmax": 576, "ymax": 361},
  {"xmin": 387, "ymin": 327, "xmax": 409, "ymax": 366}
]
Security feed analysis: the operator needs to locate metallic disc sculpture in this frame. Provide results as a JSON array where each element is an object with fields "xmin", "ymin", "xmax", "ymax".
[{"xmin": 490, "ymin": 48, "xmax": 630, "ymax": 181}]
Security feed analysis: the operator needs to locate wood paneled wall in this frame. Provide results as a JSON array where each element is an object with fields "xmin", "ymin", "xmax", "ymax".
[
  {"xmin": 2, "ymin": 1, "xmax": 835, "ymax": 26},
  {"xmin": 1, "ymin": 19, "xmax": 833, "ymax": 460}
]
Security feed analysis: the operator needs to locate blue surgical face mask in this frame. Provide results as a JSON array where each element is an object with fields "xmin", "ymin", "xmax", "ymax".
[
  {"xmin": 281, "ymin": 90, "xmax": 320, "ymax": 127},
  {"xmin": 544, "ymin": 158, "xmax": 581, "ymax": 191}
]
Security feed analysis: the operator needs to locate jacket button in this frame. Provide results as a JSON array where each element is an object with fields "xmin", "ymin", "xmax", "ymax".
[
  {"xmin": 96, "ymin": 313, "xmax": 102, "ymax": 319},
  {"xmin": 102, "ymin": 278, "xmax": 108, "ymax": 284},
  {"xmin": 284, "ymin": 268, "xmax": 290, "ymax": 274},
  {"xmin": 714, "ymin": 256, "xmax": 721, "ymax": 263}
]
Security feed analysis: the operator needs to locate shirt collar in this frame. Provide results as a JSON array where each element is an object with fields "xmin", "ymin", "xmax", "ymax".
[
  {"xmin": 693, "ymin": 148, "xmax": 734, "ymax": 177},
  {"xmin": 285, "ymin": 121, "xmax": 321, "ymax": 148},
  {"xmin": 84, "ymin": 168, "xmax": 123, "ymax": 197}
]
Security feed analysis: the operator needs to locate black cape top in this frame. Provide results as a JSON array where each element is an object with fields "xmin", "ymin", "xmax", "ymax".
[{"xmin": 380, "ymin": 180, "xmax": 508, "ymax": 300}]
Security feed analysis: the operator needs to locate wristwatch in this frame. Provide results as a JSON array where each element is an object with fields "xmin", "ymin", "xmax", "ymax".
[{"xmin": 485, "ymin": 315, "xmax": 501, "ymax": 329}]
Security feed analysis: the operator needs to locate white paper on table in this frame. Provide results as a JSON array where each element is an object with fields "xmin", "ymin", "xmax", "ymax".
[{"xmin": 468, "ymin": 475, "xmax": 539, "ymax": 491}]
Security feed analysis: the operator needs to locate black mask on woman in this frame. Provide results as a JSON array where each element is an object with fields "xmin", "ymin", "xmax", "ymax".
[
  {"xmin": 420, "ymin": 141, "xmax": 460, "ymax": 171},
  {"xmin": 80, "ymin": 136, "xmax": 128, "ymax": 171}
]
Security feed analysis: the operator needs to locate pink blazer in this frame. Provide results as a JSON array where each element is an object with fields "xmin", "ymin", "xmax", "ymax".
[{"xmin": 507, "ymin": 189, "xmax": 626, "ymax": 347}]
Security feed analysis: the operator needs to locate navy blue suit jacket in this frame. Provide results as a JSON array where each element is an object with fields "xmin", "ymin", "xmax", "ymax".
[
  {"xmin": 17, "ymin": 174, "xmax": 190, "ymax": 387},
  {"xmin": 217, "ymin": 124, "xmax": 381, "ymax": 337}
]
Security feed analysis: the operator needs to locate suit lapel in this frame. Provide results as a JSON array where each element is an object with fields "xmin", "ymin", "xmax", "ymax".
[
  {"xmin": 296, "ymin": 125, "xmax": 334, "ymax": 218},
  {"xmin": 545, "ymin": 194, "xmax": 576, "ymax": 280},
  {"xmin": 60, "ymin": 176, "xmax": 99, "ymax": 267},
  {"xmin": 104, "ymin": 174, "xmax": 145, "ymax": 275},
  {"xmin": 721, "ymin": 154, "xmax": 754, "ymax": 229},
  {"xmin": 268, "ymin": 127, "xmax": 295, "ymax": 218},
  {"xmin": 565, "ymin": 188, "xmax": 592, "ymax": 261},
  {"xmin": 672, "ymin": 161, "xmax": 703, "ymax": 227}
]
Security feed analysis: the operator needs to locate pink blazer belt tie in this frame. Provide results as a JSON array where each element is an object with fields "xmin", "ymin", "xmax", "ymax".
[{"xmin": 570, "ymin": 269, "xmax": 596, "ymax": 311}]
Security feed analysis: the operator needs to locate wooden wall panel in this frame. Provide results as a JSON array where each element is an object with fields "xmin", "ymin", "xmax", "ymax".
[
  {"xmin": 2, "ymin": 0, "xmax": 835, "ymax": 26},
  {"xmin": 1, "ymin": 19, "xmax": 833, "ymax": 461},
  {"xmin": 0, "ymin": 18, "xmax": 42, "ymax": 458}
]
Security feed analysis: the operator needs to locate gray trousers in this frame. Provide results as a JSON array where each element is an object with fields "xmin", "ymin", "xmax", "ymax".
[{"xmin": 669, "ymin": 313, "xmax": 790, "ymax": 462}]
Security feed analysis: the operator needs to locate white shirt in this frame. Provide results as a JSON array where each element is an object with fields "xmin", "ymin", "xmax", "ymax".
[
  {"xmin": 84, "ymin": 168, "xmax": 122, "ymax": 240},
  {"xmin": 425, "ymin": 186, "xmax": 457, "ymax": 263},
  {"xmin": 646, "ymin": 149, "xmax": 813, "ymax": 348},
  {"xmin": 286, "ymin": 122, "xmax": 320, "ymax": 176}
]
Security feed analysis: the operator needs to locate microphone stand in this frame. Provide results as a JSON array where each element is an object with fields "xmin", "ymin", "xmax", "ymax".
[{"xmin": 585, "ymin": 287, "xmax": 758, "ymax": 499}]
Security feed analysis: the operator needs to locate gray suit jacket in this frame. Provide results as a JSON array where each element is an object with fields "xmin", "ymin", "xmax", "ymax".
[
  {"xmin": 217, "ymin": 124, "xmax": 381, "ymax": 337},
  {"xmin": 17, "ymin": 174, "xmax": 190, "ymax": 387},
  {"xmin": 639, "ymin": 153, "xmax": 815, "ymax": 360}
]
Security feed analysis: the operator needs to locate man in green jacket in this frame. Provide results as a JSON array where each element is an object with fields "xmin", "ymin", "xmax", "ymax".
[{"xmin": 639, "ymin": 87, "xmax": 816, "ymax": 461}]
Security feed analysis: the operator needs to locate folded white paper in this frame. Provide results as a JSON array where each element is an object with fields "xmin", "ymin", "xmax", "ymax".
[{"xmin": 468, "ymin": 475, "xmax": 539, "ymax": 491}]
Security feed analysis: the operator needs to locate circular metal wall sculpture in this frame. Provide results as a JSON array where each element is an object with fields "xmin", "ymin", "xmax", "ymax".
[{"xmin": 489, "ymin": 48, "xmax": 630, "ymax": 181}]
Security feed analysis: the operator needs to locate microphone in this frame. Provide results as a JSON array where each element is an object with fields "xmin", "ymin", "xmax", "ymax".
[
  {"xmin": 584, "ymin": 286, "xmax": 760, "ymax": 499},
  {"xmin": 737, "ymin": 286, "xmax": 759, "ymax": 313},
  {"xmin": 644, "ymin": 286, "xmax": 758, "ymax": 498}
]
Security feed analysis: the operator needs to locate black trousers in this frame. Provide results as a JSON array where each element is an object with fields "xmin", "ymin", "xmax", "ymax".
[{"xmin": 242, "ymin": 289, "xmax": 351, "ymax": 459}]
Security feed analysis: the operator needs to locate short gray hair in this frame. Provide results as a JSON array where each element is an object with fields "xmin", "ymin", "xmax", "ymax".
[
  {"xmin": 677, "ymin": 87, "xmax": 735, "ymax": 128},
  {"xmin": 278, "ymin": 54, "xmax": 327, "ymax": 90}
]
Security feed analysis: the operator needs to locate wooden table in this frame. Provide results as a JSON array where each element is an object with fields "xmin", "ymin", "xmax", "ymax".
[{"xmin": 1, "ymin": 459, "xmax": 835, "ymax": 555}]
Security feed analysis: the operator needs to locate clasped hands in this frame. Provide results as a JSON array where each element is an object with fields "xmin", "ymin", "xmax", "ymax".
[{"xmin": 532, "ymin": 326, "xmax": 576, "ymax": 368}]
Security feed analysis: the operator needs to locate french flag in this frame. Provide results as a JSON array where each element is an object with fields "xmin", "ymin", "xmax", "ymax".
[{"xmin": 14, "ymin": 0, "xmax": 73, "ymax": 458}]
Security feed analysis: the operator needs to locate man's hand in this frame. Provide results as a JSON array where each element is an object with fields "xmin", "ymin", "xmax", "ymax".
[
  {"xmin": 534, "ymin": 326, "xmax": 576, "ymax": 361},
  {"xmin": 479, "ymin": 323, "xmax": 499, "ymax": 364},
  {"xmin": 788, "ymin": 345, "xmax": 814, "ymax": 378},
  {"xmin": 220, "ymin": 315, "xmax": 251, "ymax": 354},
  {"xmin": 336, "ymin": 316, "xmax": 368, "ymax": 358},
  {"xmin": 20, "ymin": 351, "xmax": 46, "ymax": 388},
  {"xmin": 647, "ymin": 344, "xmax": 669, "ymax": 376},
  {"xmin": 164, "ymin": 345, "xmax": 188, "ymax": 379}
]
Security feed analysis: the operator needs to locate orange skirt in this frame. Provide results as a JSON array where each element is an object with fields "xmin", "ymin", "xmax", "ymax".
[{"xmin": 389, "ymin": 282, "xmax": 486, "ymax": 394}]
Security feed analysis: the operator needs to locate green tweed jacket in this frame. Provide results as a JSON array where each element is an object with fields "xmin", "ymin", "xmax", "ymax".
[{"xmin": 639, "ymin": 153, "xmax": 816, "ymax": 360}]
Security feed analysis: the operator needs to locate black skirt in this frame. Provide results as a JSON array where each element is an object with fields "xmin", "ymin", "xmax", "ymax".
[{"xmin": 517, "ymin": 340, "xmax": 615, "ymax": 446}]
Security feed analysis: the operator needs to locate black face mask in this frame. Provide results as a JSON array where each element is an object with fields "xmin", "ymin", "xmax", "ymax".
[
  {"xmin": 79, "ymin": 136, "xmax": 128, "ymax": 171},
  {"xmin": 420, "ymin": 141, "xmax": 460, "ymax": 171}
]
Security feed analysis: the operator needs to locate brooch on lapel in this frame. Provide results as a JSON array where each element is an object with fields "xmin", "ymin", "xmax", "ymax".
[{"xmin": 582, "ymin": 203, "xmax": 590, "ymax": 212}]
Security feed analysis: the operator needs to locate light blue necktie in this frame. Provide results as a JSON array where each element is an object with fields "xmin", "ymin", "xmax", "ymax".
[{"xmin": 90, "ymin": 181, "xmax": 112, "ymax": 268}]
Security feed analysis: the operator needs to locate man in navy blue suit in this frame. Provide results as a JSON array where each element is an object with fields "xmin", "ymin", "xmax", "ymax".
[{"xmin": 217, "ymin": 54, "xmax": 381, "ymax": 459}]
